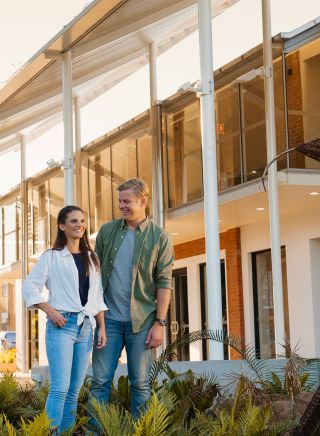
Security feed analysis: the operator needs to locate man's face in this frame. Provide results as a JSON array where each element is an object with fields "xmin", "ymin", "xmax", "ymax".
[{"xmin": 118, "ymin": 189, "xmax": 146, "ymax": 221}]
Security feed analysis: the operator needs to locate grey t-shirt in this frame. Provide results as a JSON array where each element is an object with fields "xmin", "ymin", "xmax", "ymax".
[{"xmin": 105, "ymin": 229, "xmax": 135, "ymax": 321}]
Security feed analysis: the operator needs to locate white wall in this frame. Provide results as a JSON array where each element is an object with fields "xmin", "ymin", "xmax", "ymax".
[{"xmin": 241, "ymin": 206, "xmax": 320, "ymax": 358}]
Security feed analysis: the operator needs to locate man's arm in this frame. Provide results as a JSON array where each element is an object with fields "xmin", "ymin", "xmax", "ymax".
[
  {"xmin": 94, "ymin": 226, "xmax": 104, "ymax": 261},
  {"xmin": 146, "ymin": 231, "xmax": 174, "ymax": 348},
  {"xmin": 145, "ymin": 288, "xmax": 171, "ymax": 348}
]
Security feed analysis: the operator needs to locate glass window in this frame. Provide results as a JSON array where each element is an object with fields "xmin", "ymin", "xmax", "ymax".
[
  {"xmin": 215, "ymin": 85, "xmax": 242, "ymax": 190},
  {"xmin": 165, "ymin": 101, "xmax": 203, "ymax": 208},
  {"xmin": 31, "ymin": 182, "xmax": 49, "ymax": 254},
  {"xmin": 252, "ymin": 247, "xmax": 290, "ymax": 358},
  {"xmin": 49, "ymin": 171, "xmax": 64, "ymax": 245},
  {"xmin": 241, "ymin": 58, "xmax": 286, "ymax": 181},
  {"xmin": 28, "ymin": 309, "xmax": 39, "ymax": 368},
  {"xmin": 0, "ymin": 208, "xmax": 3, "ymax": 265},
  {"xmin": 88, "ymin": 148, "xmax": 113, "ymax": 234},
  {"xmin": 286, "ymin": 39, "xmax": 320, "ymax": 170},
  {"xmin": 200, "ymin": 261, "xmax": 228, "ymax": 360},
  {"xmin": 137, "ymin": 133, "xmax": 152, "ymax": 199},
  {"xmin": 3, "ymin": 203, "xmax": 18, "ymax": 265},
  {"xmin": 111, "ymin": 138, "xmax": 138, "ymax": 219}
]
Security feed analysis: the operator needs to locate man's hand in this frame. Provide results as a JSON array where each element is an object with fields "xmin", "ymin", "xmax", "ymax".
[
  {"xmin": 96, "ymin": 327, "xmax": 107, "ymax": 349},
  {"xmin": 146, "ymin": 324, "xmax": 164, "ymax": 348}
]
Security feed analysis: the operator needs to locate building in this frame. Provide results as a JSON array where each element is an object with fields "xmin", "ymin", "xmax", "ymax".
[{"xmin": 1, "ymin": 7, "xmax": 320, "ymax": 369}]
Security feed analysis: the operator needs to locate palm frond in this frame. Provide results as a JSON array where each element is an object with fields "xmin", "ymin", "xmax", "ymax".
[
  {"xmin": 150, "ymin": 330, "xmax": 270, "ymax": 387},
  {"xmin": 133, "ymin": 392, "xmax": 175, "ymax": 436},
  {"xmin": 19, "ymin": 410, "xmax": 52, "ymax": 435},
  {"xmin": 88, "ymin": 397, "xmax": 133, "ymax": 435}
]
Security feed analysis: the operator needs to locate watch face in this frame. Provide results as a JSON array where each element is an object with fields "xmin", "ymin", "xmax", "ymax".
[{"xmin": 157, "ymin": 319, "xmax": 167, "ymax": 326}]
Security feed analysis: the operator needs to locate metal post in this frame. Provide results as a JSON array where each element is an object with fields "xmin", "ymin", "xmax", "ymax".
[
  {"xmin": 262, "ymin": 0, "xmax": 285, "ymax": 356},
  {"xmin": 149, "ymin": 42, "xmax": 164, "ymax": 228},
  {"xmin": 198, "ymin": 0, "xmax": 224, "ymax": 360},
  {"xmin": 20, "ymin": 134, "xmax": 28, "ymax": 372},
  {"xmin": 74, "ymin": 96, "xmax": 82, "ymax": 207},
  {"xmin": 62, "ymin": 51, "xmax": 75, "ymax": 205}
]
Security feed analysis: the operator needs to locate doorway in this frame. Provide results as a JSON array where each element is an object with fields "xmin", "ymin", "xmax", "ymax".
[{"xmin": 168, "ymin": 267, "xmax": 190, "ymax": 361}]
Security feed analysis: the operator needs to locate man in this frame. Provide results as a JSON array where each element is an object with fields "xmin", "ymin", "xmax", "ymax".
[{"xmin": 90, "ymin": 178, "xmax": 174, "ymax": 418}]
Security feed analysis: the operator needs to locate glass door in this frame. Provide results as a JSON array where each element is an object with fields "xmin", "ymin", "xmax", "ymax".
[
  {"xmin": 200, "ymin": 261, "xmax": 228, "ymax": 360},
  {"xmin": 168, "ymin": 268, "xmax": 190, "ymax": 361},
  {"xmin": 252, "ymin": 247, "xmax": 290, "ymax": 358}
]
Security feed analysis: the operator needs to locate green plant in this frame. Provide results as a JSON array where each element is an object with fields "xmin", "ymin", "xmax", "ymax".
[
  {"xmin": 158, "ymin": 368, "xmax": 220, "ymax": 425},
  {"xmin": 19, "ymin": 411, "xmax": 51, "ymax": 435},
  {"xmin": 150, "ymin": 330, "xmax": 270, "ymax": 388},
  {"xmin": 88, "ymin": 397, "xmax": 134, "ymax": 435},
  {"xmin": 133, "ymin": 391, "xmax": 175, "ymax": 436}
]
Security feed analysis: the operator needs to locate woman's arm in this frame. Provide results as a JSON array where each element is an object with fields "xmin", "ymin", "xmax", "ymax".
[{"xmin": 94, "ymin": 311, "xmax": 107, "ymax": 349}]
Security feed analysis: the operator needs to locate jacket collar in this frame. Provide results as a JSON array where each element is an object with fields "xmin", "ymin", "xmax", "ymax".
[{"xmin": 61, "ymin": 246, "xmax": 71, "ymax": 257}]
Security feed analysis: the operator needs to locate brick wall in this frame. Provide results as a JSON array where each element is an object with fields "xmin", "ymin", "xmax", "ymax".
[{"xmin": 174, "ymin": 228, "xmax": 244, "ymax": 360}]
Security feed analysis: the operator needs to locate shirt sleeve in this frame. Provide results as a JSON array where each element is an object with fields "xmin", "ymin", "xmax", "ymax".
[
  {"xmin": 91, "ymin": 271, "xmax": 108, "ymax": 316},
  {"xmin": 95, "ymin": 227, "xmax": 104, "ymax": 261},
  {"xmin": 22, "ymin": 251, "xmax": 50, "ymax": 308},
  {"xmin": 154, "ymin": 231, "xmax": 174, "ymax": 290}
]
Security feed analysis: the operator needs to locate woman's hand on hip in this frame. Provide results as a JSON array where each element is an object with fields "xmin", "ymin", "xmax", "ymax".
[
  {"xmin": 96, "ymin": 326, "xmax": 107, "ymax": 349},
  {"xmin": 47, "ymin": 309, "xmax": 67, "ymax": 327}
]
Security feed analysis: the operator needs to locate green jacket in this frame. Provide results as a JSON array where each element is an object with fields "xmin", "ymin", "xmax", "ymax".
[{"xmin": 95, "ymin": 218, "xmax": 174, "ymax": 333}]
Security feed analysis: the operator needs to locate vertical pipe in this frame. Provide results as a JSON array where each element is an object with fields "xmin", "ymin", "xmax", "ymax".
[
  {"xmin": 198, "ymin": 0, "xmax": 224, "ymax": 360},
  {"xmin": 262, "ymin": 0, "xmax": 285, "ymax": 356},
  {"xmin": 20, "ymin": 134, "xmax": 28, "ymax": 372},
  {"xmin": 74, "ymin": 96, "xmax": 82, "ymax": 207},
  {"xmin": 62, "ymin": 51, "xmax": 75, "ymax": 205},
  {"xmin": 149, "ymin": 42, "xmax": 164, "ymax": 229}
]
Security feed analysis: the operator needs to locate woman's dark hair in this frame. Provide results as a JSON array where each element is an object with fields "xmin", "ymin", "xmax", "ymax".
[{"xmin": 52, "ymin": 205, "xmax": 99, "ymax": 275}]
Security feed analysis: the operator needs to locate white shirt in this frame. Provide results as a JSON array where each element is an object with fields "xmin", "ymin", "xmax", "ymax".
[{"xmin": 22, "ymin": 247, "xmax": 108, "ymax": 327}]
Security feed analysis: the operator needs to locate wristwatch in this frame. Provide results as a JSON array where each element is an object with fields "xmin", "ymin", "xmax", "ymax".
[{"xmin": 155, "ymin": 318, "xmax": 168, "ymax": 326}]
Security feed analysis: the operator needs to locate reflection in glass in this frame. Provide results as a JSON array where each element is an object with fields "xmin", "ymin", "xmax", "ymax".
[
  {"xmin": 88, "ymin": 149, "xmax": 113, "ymax": 234},
  {"xmin": 111, "ymin": 138, "xmax": 137, "ymax": 219},
  {"xmin": 31, "ymin": 182, "xmax": 49, "ymax": 254},
  {"xmin": 165, "ymin": 101, "xmax": 203, "ymax": 208},
  {"xmin": 241, "ymin": 58, "xmax": 286, "ymax": 181},
  {"xmin": 215, "ymin": 85, "xmax": 242, "ymax": 189},
  {"xmin": 49, "ymin": 171, "xmax": 64, "ymax": 245},
  {"xmin": 252, "ymin": 247, "xmax": 290, "ymax": 358},
  {"xmin": 137, "ymin": 133, "xmax": 153, "ymax": 200},
  {"xmin": 286, "ymin": 40, "xmax": 320, "ymax": 170}
]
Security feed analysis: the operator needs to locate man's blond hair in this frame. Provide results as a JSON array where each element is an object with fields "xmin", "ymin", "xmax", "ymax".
[{"xmin": 117, "ymin": 178, "xmax": 150, "ymax": 214}]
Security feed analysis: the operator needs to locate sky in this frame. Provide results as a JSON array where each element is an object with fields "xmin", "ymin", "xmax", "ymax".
[{"xmin": 0, "ymin": 0, "xmax": 320, "ymax": 195}]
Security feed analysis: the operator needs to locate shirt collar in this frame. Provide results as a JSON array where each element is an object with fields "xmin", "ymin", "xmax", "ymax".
[
  {"xmin": 61, "ymin": 246, "xmax": 71, "ymax": 257},
  {"xmin": 121, "ymin": 217, "xmax": 149, "ymax": 232}
]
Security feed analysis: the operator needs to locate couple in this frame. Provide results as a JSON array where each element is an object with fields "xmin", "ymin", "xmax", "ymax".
[{"xmin": 22, "ymin": 178, "xmax": 174, "ymax": 434}]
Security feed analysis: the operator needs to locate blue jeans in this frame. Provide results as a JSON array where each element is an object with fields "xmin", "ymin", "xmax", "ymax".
[
  {"xmin": 90, "ymin": 318, "xmax": 152, "ymax": 419},
  {"xmin": 45, "ymin": 313, "xmax": 93, "ymax": 434}
]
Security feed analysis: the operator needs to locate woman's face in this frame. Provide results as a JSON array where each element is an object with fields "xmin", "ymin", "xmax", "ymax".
[{"xmin": 59, "ymin": 210, "xmax": 86, "ymax": 240}]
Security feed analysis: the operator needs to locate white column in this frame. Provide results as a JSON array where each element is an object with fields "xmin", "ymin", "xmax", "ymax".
[
  {"xmin": 262, "ymin": 0, "xmax": 285, "ymax": 356},
  {"xmin": 62, "ymin": 51, "xmax": 75, "ymax": 205},
  {"xmin": 74, "ymin": 96, "xmax": 82, "ymax": 207},
  {"xmin": 19, "ymin": 135, "xmax": 28, "ymax": 372},
  {"xmin": 149, "ymin": 42, "xmax": 164, "ymax": 228},
  {"xmin": 198, "ymin": 0, "xmax": 224, "ymax": 360}
]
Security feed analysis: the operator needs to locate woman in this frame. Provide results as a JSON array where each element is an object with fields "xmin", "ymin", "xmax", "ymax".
[{"xmin": 22, "ymin": 205, "xmax": 107, "ymax": 434}]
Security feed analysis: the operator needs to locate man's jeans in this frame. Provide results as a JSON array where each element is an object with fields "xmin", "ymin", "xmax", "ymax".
[
  {"xmin": 45, "ymin": 313, "xmax": 92, "ymax": 434},
  {"xmin": 90, "ymin": 318, "xmax": 152, "ymax": 418}
]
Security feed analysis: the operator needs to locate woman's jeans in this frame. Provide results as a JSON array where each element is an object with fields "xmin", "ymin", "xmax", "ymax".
[
  {"xmin": 90, "ymin": 318, "xmax": 152, "ymax": 419},
  {"xmin": 45, "ymin": 312, "xmax": 93, "ymax": 433}
]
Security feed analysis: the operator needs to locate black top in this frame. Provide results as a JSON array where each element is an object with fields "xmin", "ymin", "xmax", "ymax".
[{"xmin": 71, "ymin": 253, "xmax": 89, "ymax": 307}]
